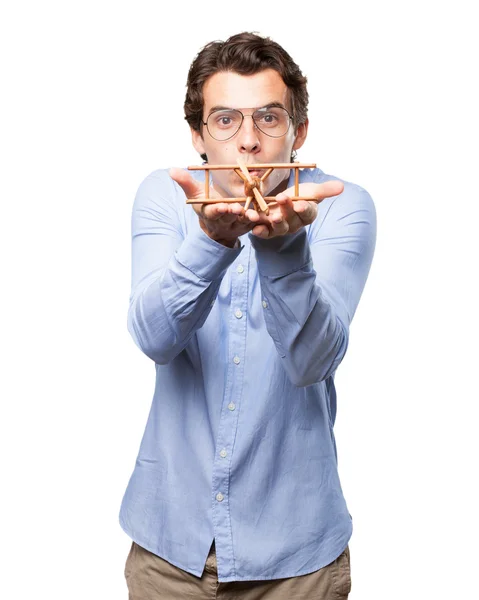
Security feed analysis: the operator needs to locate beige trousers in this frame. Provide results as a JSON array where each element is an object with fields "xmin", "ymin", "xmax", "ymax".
[{"xmin": 125, "ymin": 540, "xmax": 351, "ymax": 599}]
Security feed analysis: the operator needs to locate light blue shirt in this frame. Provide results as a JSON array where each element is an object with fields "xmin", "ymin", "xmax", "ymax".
[{"xmin": 119, "ymin": 166, "xmax": 376, "ymax": 582}]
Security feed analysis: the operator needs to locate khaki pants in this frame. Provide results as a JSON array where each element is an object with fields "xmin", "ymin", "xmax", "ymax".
[{"xmin": 125, "ymin": 541, "xmax": 351, "ymax": 599}]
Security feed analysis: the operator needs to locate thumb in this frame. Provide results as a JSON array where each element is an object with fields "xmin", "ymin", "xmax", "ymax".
[
  {"xmin": 169, "ymin": 168, "xmax": 204, "ymax": 200},
  {"xmin": 281, "ymin": 180, "xmax": 344, "ymax": 202},
  {"xmin": 314, "ymin": 179, "xmax": 344, "ymax": 200}
]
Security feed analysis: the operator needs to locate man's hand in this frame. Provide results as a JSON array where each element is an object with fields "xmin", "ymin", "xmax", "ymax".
[
  {"xmin": 169, "ymin": 168, "xmax": 253, "ymax": 247},
  {"xmin": 245, "ymin": 180, "xmax": 345, "ymax": 239}
]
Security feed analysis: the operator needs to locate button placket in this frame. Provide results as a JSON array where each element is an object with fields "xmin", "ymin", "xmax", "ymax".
[{"xmin": 211, "ymin": 248, "xmax": 251, "ymax": 581}]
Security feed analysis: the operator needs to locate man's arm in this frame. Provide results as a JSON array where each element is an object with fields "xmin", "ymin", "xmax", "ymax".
[
  {"xmin": 250, "ymin": 183, "xmax": 376, "ymax": 387},
  {"xmin": 127, "ymin": 171, "xmax": 242, "ymax": 364}
]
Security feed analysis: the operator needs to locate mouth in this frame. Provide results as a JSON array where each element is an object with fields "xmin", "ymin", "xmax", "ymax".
[
  {"xmin": 248, "ymin": 169, "xmax": 264, "ymax": 178},
  {"xmin": 232, "ymin": 168, "xmax": 264, "ymax": 184}
]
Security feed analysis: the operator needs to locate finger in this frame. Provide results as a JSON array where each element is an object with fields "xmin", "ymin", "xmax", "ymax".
[
  {"xmin": 205, "ymin": 202, "xmax": 244, "ymax": 221},
  {"xmin": 274, "ymin": 193, "xmax": 296, "ymax": 222},
  {"xmin": 220, "ymin": 212, "xmax": 244, "ymax": 225},
  {"xmin": 270, "ymin": 195, "xmax": 304, "ymax": 234},
  {"xmin": 251, "ymin": 224, "xmax": 271, "ymax": 238},
  {"xmin": 202, "ymin": 203, "xmax": 230, "ymax": 220},
  {"xmin": 203, "ymin": 203, "xmax": 245, "ymax": 226},
  {"xmin": 281, "ymin": 180, "xmax": 345, "ymax": 202},
  {"xmin": 228, "ymin": 202, "xmax": 245, "ymax": 216},
  {"xmin": 244, "ymin": 208, "xmax": 262, "ymax": 223},
  {"xmin": 270, "ymin": 217, "xmax": 290, "ymax": 236},
  {"xmin": 293, "ymin": 200, "xmax": 318, "ymax": 224},
  {"xmin": 169, "ymin": 168, "xmax": 206, "ymax": 200},
  {"xmin": 314, "ymin": 180, "xmax": 344, "ymax": 200}
]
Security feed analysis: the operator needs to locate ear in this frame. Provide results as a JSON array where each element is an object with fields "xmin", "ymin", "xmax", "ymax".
[
  {"xmin": 292, "ymin": 118, "xmax": 309, "ymax": 151},
  {"xmin": 191, "ymin": 127, "xmax": 206, "ymax": 156}
]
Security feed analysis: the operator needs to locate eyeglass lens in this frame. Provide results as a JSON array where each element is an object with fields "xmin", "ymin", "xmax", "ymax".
[{"xmin": 206, "ymin": 107, "xmax": 291, "ymax": 141}]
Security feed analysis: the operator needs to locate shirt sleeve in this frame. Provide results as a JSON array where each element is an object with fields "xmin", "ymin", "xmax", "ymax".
[
  {"xmin": 250, "ymin": 183, "xmax": 376, "ymax": 387},
  {"xmin": 127, "ymin": 170, "xmax": 242, "ymax": 364}
]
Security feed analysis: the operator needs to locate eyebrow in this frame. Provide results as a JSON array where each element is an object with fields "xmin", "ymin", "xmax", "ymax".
[{"xmin": 207, "ymin": 102, "xmax": 288, "ymax": 116}]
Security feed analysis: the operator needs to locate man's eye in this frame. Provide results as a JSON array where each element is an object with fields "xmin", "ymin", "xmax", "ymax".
[
  {"xmin": 214, "ymin": 115, "xmax": 236, "ymax": 128},
  {"xmin": 259, "ymin": 113, "xmax": 278, "ymax": 124}
]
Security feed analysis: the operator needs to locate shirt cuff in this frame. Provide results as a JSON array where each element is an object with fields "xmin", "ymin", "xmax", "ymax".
[
  {"xmin": 249, "ymin": 229, "xmax": 311, "ymax": 277},
  {"xmin": 175, "ymin": 227, "xmax": 243, "ymax": 281}
]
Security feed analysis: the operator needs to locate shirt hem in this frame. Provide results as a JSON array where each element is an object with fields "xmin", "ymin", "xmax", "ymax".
[
  {"xmin": 119, "ymin": 515, "xmax": 206, "ymax": 579},
  {"xmin": 217, "ymin": 527, "xmax": 353, "ymax": 582},
  {"xmin": 120, "ymin": 513, "xmax": 352, "ymax": 582}
]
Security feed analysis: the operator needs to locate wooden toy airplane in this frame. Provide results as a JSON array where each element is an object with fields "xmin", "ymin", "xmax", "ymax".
[{"xmin": 186, "ymin": 158, "xmax": 317, "ymax": 215}]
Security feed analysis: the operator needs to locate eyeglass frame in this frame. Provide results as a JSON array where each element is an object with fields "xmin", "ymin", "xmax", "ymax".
[{"xmin": 201, "ymin": 104, "xmax": 294, "ymax": 142}]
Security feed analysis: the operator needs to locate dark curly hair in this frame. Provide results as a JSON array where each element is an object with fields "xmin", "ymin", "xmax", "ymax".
[{"xmin": 184, "ymin": 32, "xmax": 309, "ymax": 160}]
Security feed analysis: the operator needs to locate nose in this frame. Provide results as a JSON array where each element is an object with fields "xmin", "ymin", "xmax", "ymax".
[{"xmin": 236, "ymin": 115, "xmax": 261, "ymax": 155}]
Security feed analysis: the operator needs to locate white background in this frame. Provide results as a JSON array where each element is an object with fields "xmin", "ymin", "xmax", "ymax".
[{"xmin": 1, "ymin": 1, "xmax": 478, "ymax": 598}]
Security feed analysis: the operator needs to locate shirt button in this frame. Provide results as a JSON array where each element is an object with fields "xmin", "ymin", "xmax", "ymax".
[
  {"xmin": 220, "ymin": 449, "xmax": 227, "ymax": 458},
  {"xmin": 228, "ymin": 402, "xmax": 236, "ymax": 411},
  {"xmin": 234, "ymin": 309, "xmax": 243, "ymax": 319},
  {"xmin": 262, "ymin": 300, "xmax": 268, "ymax": 309},
  {"xmin": 237, "ymin": 264, "xmax": 244, "ymax": 274},
  {"xmin": 233, "ymin": 356, "xmax": 240, "ymax": 365},
  {"xmin": 216, "ymin": 492, "xmax": 224, "ymax": 502}
]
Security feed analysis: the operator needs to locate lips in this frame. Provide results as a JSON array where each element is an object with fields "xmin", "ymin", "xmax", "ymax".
[{"xmin": 232, "ymin": 168, "xmax": 264, "ymax": 180}]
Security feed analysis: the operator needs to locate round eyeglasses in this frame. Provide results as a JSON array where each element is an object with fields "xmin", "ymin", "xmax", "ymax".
[{"xmin": 203, "ymin": 106, "xmax": 293, "ymax": 141}]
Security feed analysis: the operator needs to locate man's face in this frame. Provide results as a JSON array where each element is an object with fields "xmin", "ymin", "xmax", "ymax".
[{"xmin": 191, "ymin": 69, "xmax": 308, "ymax": 199}]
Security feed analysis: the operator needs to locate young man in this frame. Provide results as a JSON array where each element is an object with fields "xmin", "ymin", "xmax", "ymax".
[{"xmin": 120, "ymin": 32, "xmax": 376, "ymax": 599}]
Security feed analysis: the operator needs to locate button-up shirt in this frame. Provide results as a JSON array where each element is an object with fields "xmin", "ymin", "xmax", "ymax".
[{"xmin": 119, "ymin": 166, "xmax": 376, "ymax": 582}]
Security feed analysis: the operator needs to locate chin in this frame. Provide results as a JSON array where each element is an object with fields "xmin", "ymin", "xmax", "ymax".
[
  {"xmin": 230, "ymin": 186, "xmax": 246, "ymax": 199},
  {"xmin": 224, "ymin": 178, "xmax": 246, "ymax": 199}
]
